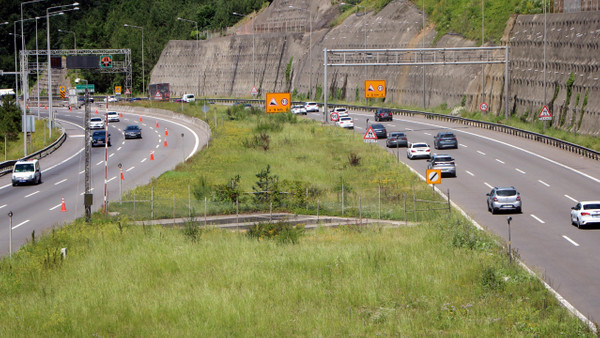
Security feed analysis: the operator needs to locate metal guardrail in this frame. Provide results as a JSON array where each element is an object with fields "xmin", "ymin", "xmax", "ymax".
[
  {"xmin": 0, "ymin": 121, "xmax": 67, "ymax": 176},
  {"xmin": 208, "ymin": 98, "xmax": 600, "ymax": 161}
]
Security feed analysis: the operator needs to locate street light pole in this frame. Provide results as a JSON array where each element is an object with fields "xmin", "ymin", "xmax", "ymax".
[
  {"xmin": 57, "ymin": 29, "xmax": 76, "ymax": 51},
  {"xmin": 176, "ymin": 17, "xmax": 200, "ymax": 98},
  {"xmin": 288, "ymin": 6, "xmax": 313, "ymax": 97},
  {"xmin": 76, "ymin": 77, "xmax": 91, "ymax": 222},
  {"xmin": 124, "ymin": 24, "xmax": 145, "ymax": 98}
]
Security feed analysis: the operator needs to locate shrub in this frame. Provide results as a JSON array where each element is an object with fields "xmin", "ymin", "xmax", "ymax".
[
  {"xmin": 214, "ymin": 175, "xmax": 242, "ymax": 203},
  {"xmin": 246, "ymin": 221, "xmax": 305, "ymax": 244},
  {"xmin": 348, "ymin": 152, "xmax": 361, "ymax": 166}
]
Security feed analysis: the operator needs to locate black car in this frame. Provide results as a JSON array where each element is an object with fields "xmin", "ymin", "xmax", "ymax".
[
  {"xmin": 123, "ymin": 125, "xmax": 142, "ymax": 139},
  {"xmin": 433, "ymin": 132, "xmax": 458, "ymax": 149},
  {"xmin": 386, "ymin": 132, "xmax": 408, "ymax": 147},
  {"xmin": 370, "ymin": 123, "xmax": 387, "ymax": 139},
  {"xmin": 374, "ymin": 108, "xmax": 393, "ymax": 122},
  {"xmin": 91, "ymin": 130, "xmax": 111, "ymax": 147}
]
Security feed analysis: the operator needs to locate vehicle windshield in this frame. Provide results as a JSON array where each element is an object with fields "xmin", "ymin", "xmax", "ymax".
[
  {"xmin": 583, "ymin": 204, "xmax": 600, "ymax": 210},
  {"xmin": 340, "ymin": 117, "xmax": 351, "ymax": 121},
  {"xmin": 440, "ymin": 133, "xmax": 455, "ymax": 138},
  {"xmin": 93, "ymin": 131, "xmax": 106, "ymax": 136},
  {"xmin": 413, "ymin": 143, "xmax": 427, "ymax": 148},
  {"xmin": 390, "ymin": 133, "xmax": 404, "ymax": 137},
  {"xmin": 14, "ymin": 164, "xmax": 34, "ymax": 172},
  {"xmin": 126, "ymin": 126, "xmax": 138, "ymax": 130},
  {"xmin": 91, "ymin": 118, "xmax": 101, "ymax": 122},
  {"xmin": 434, "ymin": 156, "xmax": 453, "ymax": 162},
  {"xmin": 496, "ymin": 189, "xmax": 517, "ymax": 196}
]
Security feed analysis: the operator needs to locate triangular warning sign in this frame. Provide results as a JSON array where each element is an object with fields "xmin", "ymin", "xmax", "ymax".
[
  {"xmin": 269, "ymin": 97, "xmax": 278, "ymax": 106},
  {"xmin": 538, "ymin": 105, "xmax": 552, "ymax": 120},
  {"xmin": 154, "ymin": 91, "xmax": 161, "ymax": 98},
  {"xmin": 251, "ymin": 86, "xmax": 258, "ymax": 95},
  {"xmin": 125, "ymin": 88, "xmax": 131, "ymax": 95},
  {"xmin": 367, "ymin": 84, "xmax": 375, "ymax": 92},
  {"xmin": 364, "ymin": 126, "xmax": 377, "ymax": 140}
]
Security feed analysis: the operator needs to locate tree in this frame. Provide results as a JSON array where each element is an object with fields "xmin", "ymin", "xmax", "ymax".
[{"xmin": 0, "ymin": 96, "xmax": 22, "ymax": 140}]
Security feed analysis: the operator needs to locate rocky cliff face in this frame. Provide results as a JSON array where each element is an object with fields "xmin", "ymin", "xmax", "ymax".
[{"xmin": 151, "ymin": 0, "xmax": 600, "ymax": 136}]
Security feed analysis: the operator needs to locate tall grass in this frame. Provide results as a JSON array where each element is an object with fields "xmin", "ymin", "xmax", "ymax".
[{"xmin": 1, "ymin": 119, "xmax": 60, "ymax": 161}]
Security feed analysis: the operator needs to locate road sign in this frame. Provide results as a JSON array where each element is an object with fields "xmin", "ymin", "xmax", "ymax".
[
  {"xmin": 154, "ymin": 91, "xmax": 162, "ymax": 99},
  {"xmin": 59, "ymin": 86, "xmax": 66, "ymax": 99},
  {"xmin": 538, "ymin": 105, "xmax": 552, "ymax": 120},
  {"xmin": 100, "ymin": 55, "xmax": 113, "ymax": 68},
  {"xmin": 365, "ymin": 80, "xmax": 386, "ymax": 98},
  {"xmin": 265, "ymin": 92, "xmax": 291, "ymax": 113},
  {"xmin": 251, "ymin": 86, "xmax": 258, "ymax": 96},
  {"xmin": 480, "ymin": 102, "xmax": 488, "ymax": 111},
  {"xmin": 330, "ymin": 112, "xmax": 339, "ymax": 122},
  {"xmin": 202, "ymin": 105, "xmax": 210, "ymax": 113},
  {"xmin": 115, "ymin": 86, "xmax": 122, "ymax": 94},
  {"xmin": 363, "ymin": 126, "xmax": 378, "ymax": 143},
  {"xmin": 124, "ymin": 88, "xmax": 131, "ymax": 95},
  {"xmin": 426, "ymin": 169, "xmax": 442, "ymax": 185},
  {"xmin": 76, "ymin": 84, "xmax": 95, "ymax": 94}
]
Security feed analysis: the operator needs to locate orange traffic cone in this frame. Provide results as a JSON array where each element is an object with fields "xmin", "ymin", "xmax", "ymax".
[
  {"xmin": 120, "ymin": 113, "xmax": 123, "ymax": 118},
  {"xmin": 150, "ymin": 151, "xmax": 154, "ymax": 160},
  {"xmin": 165, "ymin": 128, "xmax": 168, "ymax": 136},
  {"xmin": 139, "ymin": 116, "xmax": 143, "ymax": 122},
  {"xmin": 69, "ymin": 106, "xmax": 72, "ymax": 111},
  {"xmin": 95, "ymin": 109, "xmax": 98, "ymax": 114},
  {"xmin": 156, "ymin": 121, "xmax": 159, "ymax": 128},
  {"xmin": 120, "ymin": 169, "xmax": 124, "ymax": 180},
  {"xmin": 44, "ymin": 105, "xmax": 47, "ymax": 110},
  {"xmin": 61, "ymin": 197, "xmax": 67, "ymax": 212},
  {"xmin": 164, "ymin": 139, "xmax": 167, "ymax": 147},
  {"xmin": 26, "ymin": 104, "xmax": 29, "ymax": 109}
]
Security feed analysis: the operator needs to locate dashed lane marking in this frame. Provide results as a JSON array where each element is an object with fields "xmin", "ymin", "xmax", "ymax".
[
  {"xmin": 531, "ymin": 214, "xmax": 546, "ymax": 224},
  {"xmin": 484, "ymin": 182, "xmax": 494, "ymax": 189},
  {"xmin": 496, "ymin": 159, "xmax": 505, "ymax": 164},
  {"xmin": 564, "ymin": 194, "xmax": 578, "ymax": 203},
  {"xmin": 12, "ymin": 219, "xmax": 30, "ymax": 230},
  {"xmin": 562, "ymin": 235, "xmax": 580, "ymax": 247},
  {"xmin": 54, "ymin": 179, "xmax": 67, "ymax": 185},
  {"xmin": 538, "ymin": 180, "xmax": 550, "ymax": 187},
  {"xmin": 477, "ymin": 150, "xmax": 486, "ymax": 155},
  {"xmin": 516, "ymin": 168, "xmax": 526, "ymax": 174},
  {"xmin": 466, "ymin": 170, "xmax": 474, "ymax": 176},
  {"xmin": 25, "ymin": 191, "xmax": 40, "ymax": 198}
]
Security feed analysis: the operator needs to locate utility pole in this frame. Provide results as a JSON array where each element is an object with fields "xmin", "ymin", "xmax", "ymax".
[{"xmin": 82, "ymin": 84, "xmax": 92, "ymax": 222}]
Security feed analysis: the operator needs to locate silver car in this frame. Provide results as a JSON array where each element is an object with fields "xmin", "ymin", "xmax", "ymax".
[
  {"xmin": 427, "ymin": 154, "xmax": 456, "ymax": 177},
  {"xmin": 486, "ymin": 187, "xmax": 522, "ymax": 214}
]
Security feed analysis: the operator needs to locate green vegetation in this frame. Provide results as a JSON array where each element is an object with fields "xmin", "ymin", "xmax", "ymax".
[{"xmin": 0, "ymin": 102, "xmax": 592, "ymax": 335}]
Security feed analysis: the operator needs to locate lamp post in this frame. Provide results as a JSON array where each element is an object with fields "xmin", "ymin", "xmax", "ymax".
[
  {"xmin": 9, "ymin": 26, "xmax": 20, "ymax": 102},
  {"xmin": 47, "ymin": 3, "xmax": 79, "ymax": 139},
  {"xmin": 288, "ymin": 6, "xmax": 313, "ymax": 97},
  {"xmin": 13, "ymin": 18, "xmax": 35, "ymax": 157},
  {"xmin": 232, "ymin": 12, "xmax": 255, "ymax": 88},
  {"xmin": 21, "ymin": 0, "xmax": 48, "ymax": 114},
  {"xmin": 124, "ymin": 24, "xmax": 145, "ymax": 98},
  {"xmin": 176, "ymin": 17, "xmax": 200, "ymax": 98},
  {"xmin": 76, "ymin": 77, "xmax": 91, "ymax": 222},
  {"xmin": 57, "ymin": 28, "xmax": 76, "ymax": 51}
]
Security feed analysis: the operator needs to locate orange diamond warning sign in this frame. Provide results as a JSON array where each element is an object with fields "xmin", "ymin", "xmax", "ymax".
[
  {"xmin": 265, "ymin": 92, "xmax": 291, "ymax": 113},
  {"xmin": 365, "ymin": 80, "xmax": 386, "ymax": 98},
  {"xmin": 538, "ymin": 105, "xmax": 552, "ymax": 121}
]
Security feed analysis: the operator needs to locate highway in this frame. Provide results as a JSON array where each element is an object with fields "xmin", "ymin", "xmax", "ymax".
[
  {"xmin": 0, "ymin": 104, "xmax": 207, "ymax": 257},
  {"xmin": 309, "ymin": 108, "xmax": 600, "ymax": 324}
]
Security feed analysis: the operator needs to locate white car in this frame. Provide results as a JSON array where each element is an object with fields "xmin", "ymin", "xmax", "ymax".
[
  {"xmin": 104, "ymin": 96, "xmax": 118, "ymax": 103},
  {"xmin": 291, "ymin": 105, "xmax": 307, "ymax": 115},
  {"xmin": 336, "ymin": 116, "xmax": 354, "ymax": 129},
  {"xmin": 406, "ymin": 142, "xmax": 431, "ymax": 159},
  {"xmin": 305, "ymin": 102, "xmax": 319, "ymax": 112},
  {"xmin": 182, "ymin": 93, "xmax": 196, "ymax": 103},
  {"xmin": 571, "ymin": 201, "xmax": 600, "ymax": 229},
  {"xmin": 107, "ymin": 111, "xmax": 120, "ymax": 122},
  {"xmin": 89, "ymin": 117, "xmax": 105, "ymax": 130},
  {"xmin": 331, "ymin": 107, "xmax": 349, "ymax": 118}
]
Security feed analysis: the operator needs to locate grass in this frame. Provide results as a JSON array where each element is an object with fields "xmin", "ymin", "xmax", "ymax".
[
  {"xmin": 0, "ymin": 102, "xmax": 593, "ymax": 335},
  {"xmin": 1, "ymin": 119, "xmax": 61, "ymax": 161}
]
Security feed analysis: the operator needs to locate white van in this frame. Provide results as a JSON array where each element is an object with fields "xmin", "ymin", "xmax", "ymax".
[
  {"xmin": 12, "ymin": 159, "xmax": 42, "ymax": 186},
  {"xmin": 182, "ymin": 94, "xmax": 195, "ymax": 103}
]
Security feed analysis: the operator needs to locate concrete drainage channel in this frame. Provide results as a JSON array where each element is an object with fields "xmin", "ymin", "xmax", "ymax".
[{"xmin": 132, "ymin": 213, "xmax": 413, "ymax": 230}]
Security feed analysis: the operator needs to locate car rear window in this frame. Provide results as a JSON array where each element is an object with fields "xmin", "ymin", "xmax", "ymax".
[
  {"xmin": 583, "ymin": 204, "xmax": 600, "ymax": 210},
  {"xmin": 413, "ymin": 143, "xmax": 427, "ymax": 148},
  {"xmin": 496, "ymin": 189, "xmax": 517, "ymax": 196},
  {"xmin": 390, "ymin": 133, "xmax": 405, "ymax": 137},
  {"xmin": 434, "ymin": 156, "xmax": 453, "ymax": 161},
  {"xmin": 340, "ymin": 117, "xmax": 351, "ymax": 121},
  {"xmin": 440, "ymin": 133, "xmax": 456, "ymax": 138}
]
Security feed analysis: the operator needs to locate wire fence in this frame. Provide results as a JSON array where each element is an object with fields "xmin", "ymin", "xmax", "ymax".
[{"xmin": 108, "ymin": 183, "xmax": 452, "ymax": 224}]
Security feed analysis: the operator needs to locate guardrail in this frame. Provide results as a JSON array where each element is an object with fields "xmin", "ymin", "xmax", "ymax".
[
  {"xmin": 0, "ymin": 121, "xmax": 67, "ymax": 176},
  {"xmin": 207, "ymin": 98, "xmax": 600, "ymax": 161}
]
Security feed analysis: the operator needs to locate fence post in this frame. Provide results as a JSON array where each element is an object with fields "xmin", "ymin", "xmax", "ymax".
[
  {"xmin": 342, "ymin": 183, "xmax": 345, "ymax": 216},
  {"xmin": 204, "ymin": 196, "xmax": 207, "ymax": 227},
  {"xmin": 378, "ymin": 184, "xmax": 381, "ymax": 219},
  {"xmin": 317, "ymin": 200, "xmax": 319, "ymax": 222},
  {"xmin": 412, "ymin": 186, "xmax": 417, "ymax": 222},
  {"xmin": 404, "ymin": 193, "xmax": 407, "ymax": 226},
  {"xmin": 133, "ymin": 190, "xmax": 136, "ymax": 216},
  {"xmin": 236, "ymin": 197, "xmax": 239, "ymax": 230},
  {"xmin": 306, "ymin": 187, "xmax": 308, "ymax": 210},
  {"xmin": 151, "ymin": 187, "xmax": 154, "ymax": 219},
  {"xmin": 270, "ymin": 201, "xmax": 272, "ymax": 222},
  {"xmin": 359, "ymin": 196, "xmax": 362, "ymax": 225},
  {"xmin": 173, "ymin": 195, "xmax": 175, "ymax": 226},
  {"xmin": 188, "ymin": 184, "xmax": 191, "ymax": 218},
  {"xmin": 447, "ymin": 188, "xmax": 451, "ymax": 215}
]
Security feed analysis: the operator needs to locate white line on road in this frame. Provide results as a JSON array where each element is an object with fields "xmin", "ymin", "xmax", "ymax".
[
  {"xmin": 107, "ymin": 176, "xmax": 116, "ymax": 183},
  {"xmin": 96, "ymin": 161, "xmax": 103, "ymax": 165},
  {"xmin": 25, "ymin": 191, "xmax": 40, "ymax": 198},
  {"xmin": 496, "ymin": 159, "xmax": 505, "ymax": 164},
  {"xmin": 459, "ymin": 143, "xmax": 467, "ymax": 147},
  {"xmin": 355, "ymin": 126, "xmax": 363, "ymax": 130},
  {"xmin": 155, "ymin": 144, "xmax": 159, "ymax": 149},
  {"xmin": 117, "ymin": 146, "xmax": 122, "ymax": 151},
  {"xmin": 49, "ymin": 203, "xmax": 62, "ymax": 211},
  {"xmin": 126, "ymin": 166, "xmax": 135, "ymax": 172},
  {"xmin": 0, "ymin": 204, "xmax": 6, "ymax": 209},
  {"xmin": 564, "ymin": 194, "xmax": 578, "ymax": 203},
  {"xmin": 515, "ymin": 168, "xmax": 526, "ymax": 174},
  {"xmin": 80, "ymin": 188, "xmax": 95, "ymax": 195},
  {"xmin": 465, "ymin": 170, "xmax": 474, "ymax": 176},
  {"xmin": 562, "ymin": 235, "xmax": 580, "ymax": 247},
  {"xmin": 477, "ymin": 150, "xmax": 486, "ymax": 155},
  {"xmin": 531, "ymin": 214, "xmax": 546, "ymax": 224},
  {"xmin": 79, "ymin": 170, "xmax": 85, "ymax": 175},
  {"xmin": 424, "ymin": 132, "xmax": 431, "ymax": 136},
  {"xmin": 538, "ymin": 180, "xmax": 550, "ymax": 187},
  {"xmin": 109, "ymin": 153, "xmax": 115, "ymax": 158},
  {"xmin": 54, "ymin": 179, "xmax": 68, "ymax": 186},
  {"xmin": 141, "ymin": 158, "xmax": 147, "ymax": 163},
  {"xmin": 70, "ymin": 135, "xmax": 85, "ymax": 138},
  {"xmin": 12, "ymin": 219, "xmax": 29, "ymax": 230},
  {"xmin": 484, "ymin": 182, "xmax": 494, "ymax": 189}
]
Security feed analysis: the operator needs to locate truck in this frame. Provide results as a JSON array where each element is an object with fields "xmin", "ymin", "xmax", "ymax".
[{"xmin": 148, "ymin": 83, "xmax": 170, "ymax": 101}]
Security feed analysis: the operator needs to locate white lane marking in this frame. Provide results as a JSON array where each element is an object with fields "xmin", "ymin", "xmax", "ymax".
[
  {"xmin": 107, "ymin": 176, "xmax": 117, "ymax": 183},
  {"xmin": 477, "ymin": 150, "xmax": 486, "ymax": 155},
  {"xmin": 117, "ymin": 146, "xmax": 122, "ymax": 151},
  {"xmin": 96, "ymin": 161, "xmax": 103, "ymax": 165},
  {"xmin": 79, "ymin": 170, "xmax": 85, "ymax": 175},
  {"xmin": 484, "ymin": 182, "xmax": 494, "ymax": 189},
  {"xmin": 496, "ymin": 159, "xmax": 505, "ymax": 164},
  {"xmin": 538, "ymin": 180, "xmax": 550, "ymax": 187},
  {"xmin": 49, "ymin": 203, "xmax": 62, "ymax": 211},
  {"xmin": 12, "ymin": 219, "xmax": 30, "ymax": 230},
  {"xmin": 465, "ymin": 170, "xmax": 474, "ymax": 176},
  {"xmin": 141, "ymin": 158, "xmax": 147, "ymax": 163},
  {"xmin": 0, "ymin": 204, "xmax": 6, "ymax": 209},
  {"xmin": 109, "ymin": 153, "xmax": 115, "ymax": 158},
  {"xmin": 564, "ymin": 194, "xmax": 578, "ymax": 203},
  {"xmin": 126, "ymin": 166, "xmax": 135, "ymax": 172},
  {"xmin": 25, "ymin": 191, "xmax": 40, "ymax": 198},
  {"xmin": 121, "ymin": 141, "xmax": 125, "ymax": 145},
  {"xmin": 1, "ymin": 184, "xmax": 10, "ymax": 189},
  {"xmin": 155, "ymin": 144, "xmax": 159, "ymax": 149},
  {"xmin": 54, "ymin": 179, "xmax": 68, "ymax": 186},
  {"xmin": 406, "ymin": 128, "xmax": 413, "ymax": 131},
  {"xmin": 459, "ymin": 143, "xmax": 467, "ymax": 147},
  {"xmin": 531, "ymin": 214, "xmax": 546, "ymax": 224},
  {"xmin": 70, "ymin": 135, "xmax": 85, "ymax": 138},
  {"xmin": 424, "ymin": 132, "xmax": 431, "ymax": 136},
  {"xmin": 562, "ymin": 235, "xmax": 580, "ymax": 247},
  {"xmin": 516, "ymin": 168, "xmax": 526, "ymax": 174},
  {"xmin": 80, "ymin": 188, "xmax": 95, "ymax": 195}
]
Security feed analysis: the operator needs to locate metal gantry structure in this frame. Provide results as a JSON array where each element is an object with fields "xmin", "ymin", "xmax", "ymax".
[{"xmin": 322, "ymin": 46, "xmax": 510, "ymax": 122}]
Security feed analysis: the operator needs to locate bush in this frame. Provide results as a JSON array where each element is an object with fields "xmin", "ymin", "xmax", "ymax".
[{"xmin": 246, "ymin": 221, "xmax": 305, "ymax": 244}]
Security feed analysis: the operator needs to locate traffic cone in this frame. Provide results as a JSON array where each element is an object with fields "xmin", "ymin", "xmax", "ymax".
[
  {"xmin": 150, "ymin": 151, "xmax": 154, "ymax": 160},
  {"xmin": 120, "ymin": 113, "xmax": 123, "ymax": 118},
  {"xmin": 156, "ymin": 121, "xmax": 159, "ymax": 128},
  {"xmin": 120, "ymin": 169, "xmax": 124, "ymax": 180},
  {"xmin": 61, "ymin": 197, "xmax": 67, "ymax": 212},
  {"xmin": 69, "ymin": 106, "xmax": 72, "ymax": 111},
  {"xmin": 26, "ymin": 104, "xmax": 29, "ymax": 109},
  {"xmin": 164, "ymin": 139, "xmax": 167, "ymax": 147},
  {"xmin": 95, "ymin": 109, "xmax": 98, "ymax": 114},
  {"xmin": 139, "ymin": 116, "xmax": 143, "ymax": 122},
  {"xmin": 165, "ymin": 127, "xmax": 168, "ymax": 136},
  {"xmin": 44, "ymin": 105, "xmax": 47, "ymax": 110}
]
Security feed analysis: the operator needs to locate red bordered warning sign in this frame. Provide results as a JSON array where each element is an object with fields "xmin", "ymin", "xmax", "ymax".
[
  {"xmin": 480, "ymin": 102, "xmax": 488, "ymax": 111},
  {"xmin": 538, "ymin": 105, "xmax": 552, "ymax": 121},
  {"xmin": 363, "ymin": 126, "xmax": 378, "ymax": 143},
  {"xmin": 330, "ymin": 112, "xmax": 339, "ymax": 122}
]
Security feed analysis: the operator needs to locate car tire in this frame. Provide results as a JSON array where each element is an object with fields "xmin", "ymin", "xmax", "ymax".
[
  {"xmin": 577, "ymin": 218, "xmax": 583, "ymax": 229},
  {"xmin": 516, "ymin": 207, "xmax": 522, "ymax": 214},
  {"xmin": 491, "ymin": 207, "xmax": 497, "ymax": 214},
  {"xmin": 12, "ymin": 182, "xmax": 16, "ymax": 187}
]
